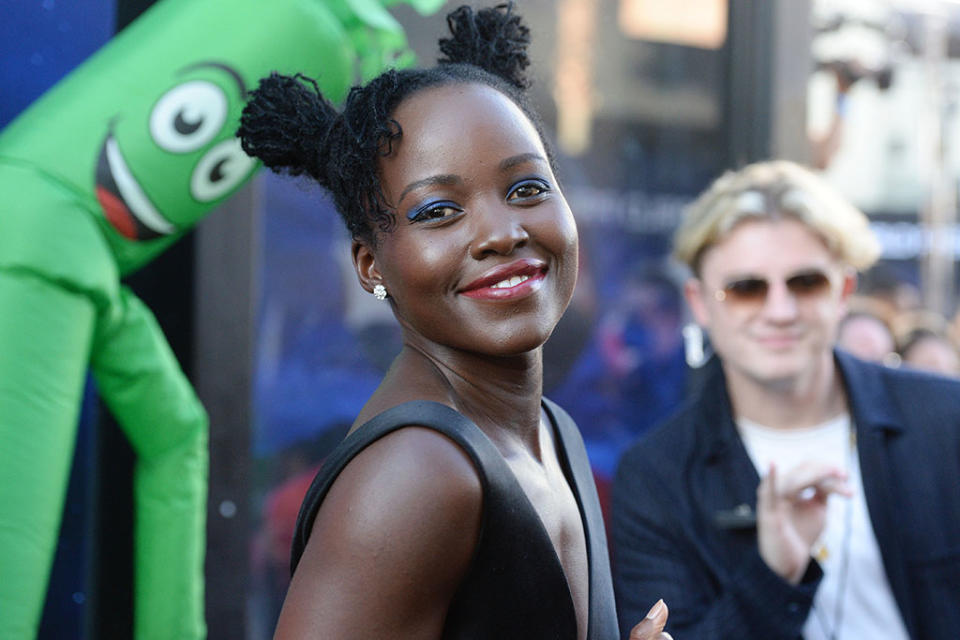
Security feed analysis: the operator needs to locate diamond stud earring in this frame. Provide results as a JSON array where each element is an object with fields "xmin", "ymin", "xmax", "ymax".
[{"xmin": 373, "ymin": 283, "xmax": 387, "ymax": 301}]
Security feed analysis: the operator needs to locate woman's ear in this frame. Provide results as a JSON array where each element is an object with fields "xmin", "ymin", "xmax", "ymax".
[{"xmin": 352, "ymin": 240, "xmax": 383, "ymax": 295}]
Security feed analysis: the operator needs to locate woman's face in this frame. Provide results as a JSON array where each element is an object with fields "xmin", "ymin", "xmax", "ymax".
[{"xmin": 358, "ymin": 82, "xmax": 579, "ymax": 357}]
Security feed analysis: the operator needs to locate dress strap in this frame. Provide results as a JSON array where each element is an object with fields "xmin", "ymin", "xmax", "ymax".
[{"xmin": 543, "ymin": 398, "xmax": 619, "ymax": 640}]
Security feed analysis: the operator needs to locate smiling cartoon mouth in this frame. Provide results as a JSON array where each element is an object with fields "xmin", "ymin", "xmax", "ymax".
[{"xmin": 95, "ymin": 133, "xmax": 175, "ymax": 241}]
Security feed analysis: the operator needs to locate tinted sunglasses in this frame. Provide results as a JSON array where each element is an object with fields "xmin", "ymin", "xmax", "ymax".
[{"xmin": 714, "ymin": 270, "xmax": 833, "ymax": 304}]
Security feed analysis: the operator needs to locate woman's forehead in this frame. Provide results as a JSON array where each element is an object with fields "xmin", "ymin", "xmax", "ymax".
[
  {"xmin": 393, "ymin": 83, "xmax": 541, "ymax": 148},
  {"xmin": 381, "ymin": 83, "xmax": 547, "ymax": 182}
]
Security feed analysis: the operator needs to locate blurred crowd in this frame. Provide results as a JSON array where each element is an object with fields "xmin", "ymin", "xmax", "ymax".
[{"xmin": 837, "ymin": 266, "xmax": 960, "ymax": 377}]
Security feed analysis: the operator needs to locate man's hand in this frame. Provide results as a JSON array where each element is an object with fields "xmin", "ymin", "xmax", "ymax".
[
  {"xmin": 628, "ymin": 599, "xmax": 673, "ymax": 640},
  {"xmin": 756, "ymin": 462, "xmax": 852, "ymax": 584}
]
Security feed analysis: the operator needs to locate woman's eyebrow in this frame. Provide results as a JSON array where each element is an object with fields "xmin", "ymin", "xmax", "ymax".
[
  {"xmin": 499, "ymin": 152, "xmax": 546, "ymax": 171},
  {"xmin": 398, "ymin": 174, "xmax": 462, "ymax": 204}
]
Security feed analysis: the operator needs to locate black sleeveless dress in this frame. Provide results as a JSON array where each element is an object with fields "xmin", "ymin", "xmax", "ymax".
[{"xmin": 290, "ymin": 398, "xmax": 619, "ymax": 639}]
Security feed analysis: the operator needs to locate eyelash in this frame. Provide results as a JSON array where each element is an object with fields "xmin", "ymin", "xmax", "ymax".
[
  {"xmin": 407, "ymin": 200, "xmax": 462, "ymax": 223},
  {"xmin": 508, "ymin": 178, "xmax": 550, "ymax": 201},
  {"xmin": 406, "ymin": 179, "xmax": 551, "ymax": 224}
]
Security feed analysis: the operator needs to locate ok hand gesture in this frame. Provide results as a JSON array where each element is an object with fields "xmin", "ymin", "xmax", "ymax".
[{"xmin": 756, "ymin": 462, "xmax": 852, "ymax": 583}]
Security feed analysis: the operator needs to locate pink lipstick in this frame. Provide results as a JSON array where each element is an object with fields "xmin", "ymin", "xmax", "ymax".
[{"xmin": 459, "ymin": 259, "xmax": 547, "ymax": 300}]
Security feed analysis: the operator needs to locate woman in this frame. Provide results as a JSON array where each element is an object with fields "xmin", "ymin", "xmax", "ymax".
[{"xmin": 238, "ymin": 5, "xmax": 670, "ymax": 638}]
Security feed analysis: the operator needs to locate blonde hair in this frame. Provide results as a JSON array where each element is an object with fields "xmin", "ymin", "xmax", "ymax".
[{"xmin": 673, "ymin": 160, "xmax": 881, "ymax": 274}]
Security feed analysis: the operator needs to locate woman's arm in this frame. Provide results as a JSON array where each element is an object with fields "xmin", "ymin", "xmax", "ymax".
[{"xmin": 274, "ymin": 426, "xmax": 483, "ymax": 640}]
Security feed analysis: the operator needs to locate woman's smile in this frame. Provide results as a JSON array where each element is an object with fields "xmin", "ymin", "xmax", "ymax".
[{"xmin": 459, "ymin": 258, "xmax": 548, "ymax": 301}]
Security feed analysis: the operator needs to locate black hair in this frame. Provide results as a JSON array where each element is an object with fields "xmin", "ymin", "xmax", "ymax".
[{"xmin": 237, "ymin": 3, "xmax": 552, "ymax": 245}]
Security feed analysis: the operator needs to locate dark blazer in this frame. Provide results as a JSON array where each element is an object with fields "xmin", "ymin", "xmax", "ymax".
[{"xmin": 611, "ymin": 351, "xmax": 960, "ymax": 639}]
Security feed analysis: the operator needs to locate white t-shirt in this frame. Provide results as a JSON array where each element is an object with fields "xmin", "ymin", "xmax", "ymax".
[{"xmin": 736, "ymin": 414, "xmax": 910, "ymax": 640}]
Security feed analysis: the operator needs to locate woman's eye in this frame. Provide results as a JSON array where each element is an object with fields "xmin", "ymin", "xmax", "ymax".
[
  {"xmin": 409, "ymin": 202, "xmax": 461, "ymax": 223},
  {"xmin": 508, "ymin": 180, "xmax": 549, "ymax": 201}
]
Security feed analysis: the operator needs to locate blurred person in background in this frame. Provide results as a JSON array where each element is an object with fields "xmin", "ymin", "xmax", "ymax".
[
  {"xmin": 890, "ymin": 311, "xmax": 959, "ymax": 377},
  {"xmin": 611, "ymin": 160, "xmax": 960, "ymax": 640},
  {"xmin": 887, "ymin": 310, "xmax": 960, "ymax": 377},
  {"xmin": 856, "ymin": 264, "xmax": 922, "ymax": 323},
  {"xmin": 898, "ymin": 327, "xmax": 960, "ymax": 376},
  {"xmin": 835, "ymin": 306, "xmax": 897, "ymax": 365},
  {"xmin": 551, "ymin": 263, "xmax": 687, "ymax": 482}
]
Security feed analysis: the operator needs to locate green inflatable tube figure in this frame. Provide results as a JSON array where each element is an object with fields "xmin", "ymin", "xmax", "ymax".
[{"xmin": 0, "ymin": 0, "xmax": 440, "ymax": 637}]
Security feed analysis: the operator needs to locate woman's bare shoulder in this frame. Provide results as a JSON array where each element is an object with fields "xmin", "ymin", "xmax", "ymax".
[
  {"xmin": 275, "ymin": 425, "xmax": 483, "ymax": 638},
  {"xmin": 332, "ymin": 424, "xmax": 483, "ymax": 519}
]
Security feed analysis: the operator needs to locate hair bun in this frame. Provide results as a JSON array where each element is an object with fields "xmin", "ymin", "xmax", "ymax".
[
  {"xmin": 236, "ymin": 72, "xmax": 338, "ymax": 181},
  {"xmin": 438, "ymin": 3, "xmax": 531, "ymax": 89}
]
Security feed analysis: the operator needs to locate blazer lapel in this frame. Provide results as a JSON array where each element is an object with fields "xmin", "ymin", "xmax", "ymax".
[
  {"xmin": 836, "ymin": 352, "xmax": 918, "ymax": 639},
  {"xmin": 691, "ymin": 360, "xmax": 762, "ymax": 572}
]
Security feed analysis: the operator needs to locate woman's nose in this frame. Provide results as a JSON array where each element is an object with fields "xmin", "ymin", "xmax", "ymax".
[{"xmin": 470, "ymin": 203, "xmax": 529, "ymax": 258}]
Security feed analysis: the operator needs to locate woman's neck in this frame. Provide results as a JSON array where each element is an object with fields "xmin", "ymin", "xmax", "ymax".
[{"xmin": 383, "ymin": 336, "xmax": 546, "ymax": 454}]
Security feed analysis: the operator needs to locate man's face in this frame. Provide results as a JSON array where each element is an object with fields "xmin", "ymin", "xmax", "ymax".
[{"xmin": 685, "ymin": 217, "xmax": 855, "ymax": 390}]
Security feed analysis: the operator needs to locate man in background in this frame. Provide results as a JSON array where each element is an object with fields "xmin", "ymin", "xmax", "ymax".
[{"xmin": 612, "ymin": 161, "xmax": 960, "ymax": 639}]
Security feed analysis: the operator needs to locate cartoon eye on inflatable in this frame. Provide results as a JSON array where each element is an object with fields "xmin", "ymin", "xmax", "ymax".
[
  {"xmin": 191, "ymin": 138, "xmax": 257, "ymax": 202},
  {"xmin": 150, "ymin": 81, "xmax": 228, "ymax": 153}
]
